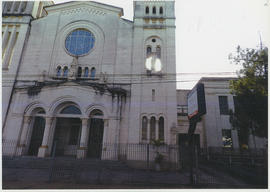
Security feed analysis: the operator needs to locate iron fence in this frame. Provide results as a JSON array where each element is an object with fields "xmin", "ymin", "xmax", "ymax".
[{"xmin": 2, "ymin": 139, "xmax": 268, "ymax": 187}]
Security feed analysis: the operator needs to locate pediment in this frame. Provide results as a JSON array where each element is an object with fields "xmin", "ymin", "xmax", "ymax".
[{"xmin": 44, "ymin": 1, "xmax": 123, "ymax": 17}]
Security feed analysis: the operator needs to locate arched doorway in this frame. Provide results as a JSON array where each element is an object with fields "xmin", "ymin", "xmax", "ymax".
[
  {"xmin": 28, "ymin": 109, "xmax": 46, "ymax": 156},
  {"xmin": 52, "ymin": 105, "xmax": 82, "ymax": 157},
  {"xmin": 87, "ymin": 109, "xmax": 104, "ymax": 159}
]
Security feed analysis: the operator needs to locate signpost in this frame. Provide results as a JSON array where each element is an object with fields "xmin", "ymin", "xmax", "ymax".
[{"xmin": 187, "ymin": 83, "xmax": 206, "ymax": 184}]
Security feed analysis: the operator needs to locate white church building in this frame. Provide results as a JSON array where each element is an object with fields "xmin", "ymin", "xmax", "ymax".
[{"xmin": 2, "ymin": 1, "xmax": 178, "ymax": 161}]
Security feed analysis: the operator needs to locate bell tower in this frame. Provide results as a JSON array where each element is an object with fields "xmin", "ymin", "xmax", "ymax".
[{"xmin": 129, "ymin": 0, "xmax": 177, "ymax": 144}]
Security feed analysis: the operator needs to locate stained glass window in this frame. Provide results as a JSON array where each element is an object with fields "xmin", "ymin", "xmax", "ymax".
[
  {"xmin": 56, "ymin": 66, "xmax": 61, "ymax": 77},
  {"xmin": 63, "ymin": 67, "xmax": 68, "ymax": 77},
  {"xmin": 65, "ymin": 29, "xmax": 95, "ymax": 56},
  {"xmin": 60, "ymin": 106, "xmax": 81, "ymax": 114},
  {"xmin": 90, "ymin": 67, "xmax": 96, "ymax": 78},
  {"xmin": 84, "ymin": 67, "xmax": 89, "ymax": 77}
]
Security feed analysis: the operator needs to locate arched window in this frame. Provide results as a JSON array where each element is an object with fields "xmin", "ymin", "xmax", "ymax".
[
  {"xmin": 65, "ymin": 29, "xmax": 95, "ymax": 56},
  {"xmin": 142, "ymin": 116, "xmax": 147, "ymax": 140},
  {"xmin": 20, "ymin": 2, "xmax": 27, "ymax": 12},
  {"xmin": 37, "ymin": 109, "xmax": 45, "ymax": 114},
  {"xmin": 90, "ymin": 67, "xmax": 96, "ymax": 79},
  {"xmin": 84, "ymin": 67, "xmax": 89, "ymax": 77},
  {"xmin": 159, "ymin": 7, "xmax": 163, "ymax": 14},
  {"xmin": 145, "ymin": 6, "xmax": 149, "ymax": 14},
  {"xmin": 56, "ymin": 66, "xmax": 61, "ymax": 77},
  {"xmin": 156, "ymin": 46, "xmax": 161, "ymax": 58},
  {"xmin": 153, "ymin": 7, "xmax": 156, "ymax": 14},
  {"xmin": 77, "ymin": 67, "xmax": 82, "ymax": 77},
  {"xmin": 150, "ymin": 117, "xmax": 156, "ymax": 141},
  {"xmin": 90, "ymin": 109, "xmax": 103, "ymax": 116},
  {"xmin": 158, "ymin": 117, "xmax": 164, "ymax": 141},
  {"xmin": 60, "ymin": 105, "xmax": 81, "ymax": 114},
  {"xmin": 63, "ymin": 67, "xmax": 68, "ymax": 77},
  {"xmin": 6, "ymin": 2, "xmax": 12, "ymax": 12},
  {"xmin": 146, "ymin": 46, "xmax": 152, "ymax": 57},
  {"xmin": 14, "ymin": 2, "xmax": 20, "ymax": 12}
]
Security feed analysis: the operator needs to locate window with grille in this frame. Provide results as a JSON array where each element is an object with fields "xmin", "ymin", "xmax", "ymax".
[{"xmin": 219, "ymin": 96, "xmax": 229, "ymax": 115}]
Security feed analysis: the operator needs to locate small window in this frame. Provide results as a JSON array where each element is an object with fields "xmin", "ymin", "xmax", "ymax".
[
  {"xmin": 158, "ymin": 117, "xmax": 164, "ymax": 141},
  {"xmin": 63, "ymin": 67, "xmax": 68, "ymax": 77},
  {"xmin": 233, "ymin": 96, "xmax": 240, "ymax": 113},
  {"xmin": 153, "ymin": 7, "xmax": 156, "ymax": 14},
  {"xmin": 146, "ymin": 6, "xmax": 149, "ymax": 14},
  {"xmin": 90, "ymin": 67, "xmax": 96, "ymax": 78},
  {"xmin": 159, "ymin": 7, "xmax": 163, "ymax": 14},
  {"xmin": 152, "ymin": 39, "xmax": 156, "ymax": 43},
  {"xmin": 150, "ymin": 117, "xmax": 156, "ymax": 140},
  {"xmin": 146, "ymin": 46, "xmax": 152, "ymax": 57},
  {"xmin": 60, "ymin": 105, "xmax": 81, "ymax": 114},
  {"xmin": 84, "ymin": 67, "xmax": 89, "ymax": 77},
  {"xmin": 56, "ymin": 66, "xmax": 61, "ymax": 77},
  {"xmin": 156, "ymin": 46, "xmax": 161, "ymax": 58},
  {"xmin": 142, "ymin": 116, "xmax": 147, "ymax": 140},
  {"xmin": 77, "ymin": 67, "xmax": 82, "ymax": 77},
  {"xmin": 222, "ymin": 129, "xmax": 233, "ymax": 148},
  {"xmin": 219, "ymin": 96, "xmax": 229, "ymax": 115},
  {"xmin": 152, "ymin": 89, "xmax": 155, "ymax": 101}
]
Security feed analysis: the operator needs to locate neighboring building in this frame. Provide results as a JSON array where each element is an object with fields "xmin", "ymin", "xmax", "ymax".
[
  {"xmin": 176, "ymin": 77, "xmax": 267, "ymax": 151},
  {"xmin": 2, "ymin": 1, "xmax": 177, "ymax": 162}
]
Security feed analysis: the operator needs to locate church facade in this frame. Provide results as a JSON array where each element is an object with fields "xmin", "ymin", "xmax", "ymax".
[{"xmin": 2, "ymin": 1, "xmax": 177, "ymax": 160}]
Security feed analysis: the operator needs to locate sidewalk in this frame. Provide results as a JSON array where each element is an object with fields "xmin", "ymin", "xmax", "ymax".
[{"xmin": 3, "ymin": 166, "xmax": 258, "ymax": 189}]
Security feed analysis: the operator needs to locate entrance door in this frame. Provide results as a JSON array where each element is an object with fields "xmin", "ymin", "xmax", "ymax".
[
  {"xmin": 87, "ymin": 118, "xmax": 104, "ymax": 158},
  {"xmin": 52, "ymin": 118, "xmax": 81, "ymax": 157},
  {"xmin": 28, "ymin": 117, "xmax": 45, "ymax": 156}
]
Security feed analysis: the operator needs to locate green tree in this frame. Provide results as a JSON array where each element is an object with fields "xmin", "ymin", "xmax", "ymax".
[{"xmin": 229, "ymin": 46, "xmax": 268, "ymax": 147}]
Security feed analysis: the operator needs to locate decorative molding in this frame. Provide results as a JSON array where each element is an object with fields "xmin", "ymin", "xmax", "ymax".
[{"xmin": 61, "ymin": 7, "xmax": 107, "ymax": 16}]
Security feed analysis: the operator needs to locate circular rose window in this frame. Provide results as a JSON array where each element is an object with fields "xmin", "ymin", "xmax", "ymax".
[{"xmin": 65, "ymin": 29, "xmax": 95, "ymax": 56}]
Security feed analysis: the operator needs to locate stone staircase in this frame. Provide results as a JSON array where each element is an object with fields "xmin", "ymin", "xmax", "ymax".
[{"xmin": 3, "ymin": 156, "xmax": 134, "ymax": 183}]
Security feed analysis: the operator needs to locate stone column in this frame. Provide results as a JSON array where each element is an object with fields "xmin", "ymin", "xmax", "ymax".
[
  {"xmin": 38, "ymin": 117, "xmax": 53, "ymax": 157},
  {"xmin": 17, "ymin": 116, "xmax": 32, "ymax": 156},
  {"xmin": 77, "ymin": 118, "xmax": 89, "ymax": 159}
]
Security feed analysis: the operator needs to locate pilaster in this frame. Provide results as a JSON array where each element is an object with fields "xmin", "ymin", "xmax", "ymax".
[{"xmin": 38, "ymin": 116, "xmax": 53, "ymax": 157}]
